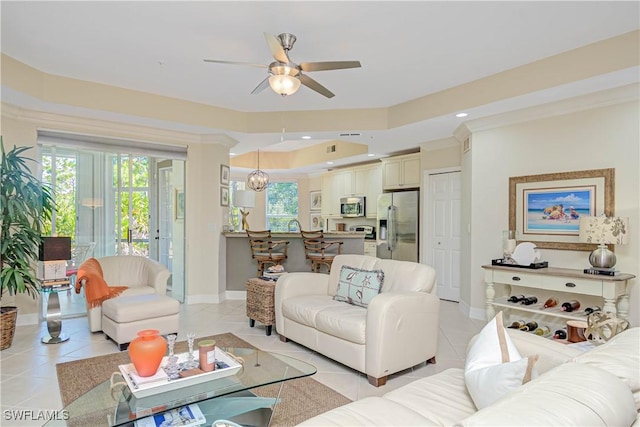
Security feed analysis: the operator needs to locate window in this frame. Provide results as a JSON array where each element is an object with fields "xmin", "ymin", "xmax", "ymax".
[{"xmin": 266, "ymin": 182, "xmax": 298, "ymax": 232}]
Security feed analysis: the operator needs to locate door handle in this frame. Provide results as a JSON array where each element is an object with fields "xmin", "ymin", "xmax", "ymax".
[{"xmin": 127, "ymin": 229, "xmax": 132, "ymax": 244}]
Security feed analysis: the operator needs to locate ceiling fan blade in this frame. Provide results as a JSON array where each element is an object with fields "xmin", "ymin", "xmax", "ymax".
[
  {"xmin": 250, "ymin": 77, "xmax": 270, "ymax": 95},
  {"xmin": 264, "ymin": 32, "xmax": 290, "ymax": 63},
  {"xmin": 299, "ymin": 61, "xmax": 361, "ymax": 72},
  {"xmin": 298, "ymin": 74, "xmax": 335, "ymax": 98},
  {"xmin": 204, "ymin": 59, "xmax": 267, "ymax": 68}
]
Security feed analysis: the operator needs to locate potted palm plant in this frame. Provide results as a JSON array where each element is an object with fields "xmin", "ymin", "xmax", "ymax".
[{"xmin": 1, "ymin": 138, "xmax": 54, "ymax": 350}]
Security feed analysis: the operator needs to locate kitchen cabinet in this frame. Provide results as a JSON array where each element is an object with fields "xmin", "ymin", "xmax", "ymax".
[
  {"xmin": 482, "ymin": 265, "xmax": 635, "ymax": 323},
  {"xmin": 363, "ymin": 241, "xmax": 377, "ymax": 257},
  {"xmin": 321, "ymin": 164, "xmax": 382, "ymax": 218},
  {"xmin": 382, "ymin": 153, "xmax": 420, "ymax": 190}
]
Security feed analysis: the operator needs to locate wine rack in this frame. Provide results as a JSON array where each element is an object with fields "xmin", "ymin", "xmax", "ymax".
[{"xmin": 482, "ymin": 265, "xmax": 635, "ymax": 324}]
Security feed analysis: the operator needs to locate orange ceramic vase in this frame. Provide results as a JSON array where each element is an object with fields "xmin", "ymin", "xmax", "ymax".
[{"xmin": 128, "ymin": 329, "xmax": 167, "ymax": 377}]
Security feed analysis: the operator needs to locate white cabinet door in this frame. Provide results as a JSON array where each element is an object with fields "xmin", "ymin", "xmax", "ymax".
[
  {"xmin": 365, "ymin": 165, "xmax": 382, "ymax": 218},
  {"xmin": 382, "ymin": 159, "xmax": 402, "ymax": 189},
  {"xmin": 382, "ymin": 154, "xmax": 420, "ymax": 190},
  {"xmin": 402, "ymin": 156, "xmax": 421, "ymax": 187}
]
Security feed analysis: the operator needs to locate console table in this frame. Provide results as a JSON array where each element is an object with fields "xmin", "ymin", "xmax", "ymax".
[{"xmin": 482, "ymin": 265, "xmax": 635, "ymax": 323}]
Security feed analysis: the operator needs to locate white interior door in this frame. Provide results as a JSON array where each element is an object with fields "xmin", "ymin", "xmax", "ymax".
[{"xmin": 427, "ymin": 171, "xmax": 461, "ymax": 302}]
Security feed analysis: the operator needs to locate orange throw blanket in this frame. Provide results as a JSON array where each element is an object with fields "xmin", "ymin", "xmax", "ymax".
[{"xmin": 76, "ymin": 258, "xmax": 128, "ymax": 308}]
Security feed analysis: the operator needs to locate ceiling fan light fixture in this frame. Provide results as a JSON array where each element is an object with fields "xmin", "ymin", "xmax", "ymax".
[{"xmin": 269, "ymin": 74, "xmax": 301, "ymax": 96}]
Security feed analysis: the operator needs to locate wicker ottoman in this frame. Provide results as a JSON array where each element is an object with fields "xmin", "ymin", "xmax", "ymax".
[{"xmin": 246, "ymin": 278, "xmax": 276, "ymax": 336}]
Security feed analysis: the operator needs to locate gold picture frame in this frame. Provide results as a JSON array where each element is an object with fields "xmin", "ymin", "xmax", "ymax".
[{"xmin": 509, "ymin": 168, "xmax": 614, "ymax": 251}]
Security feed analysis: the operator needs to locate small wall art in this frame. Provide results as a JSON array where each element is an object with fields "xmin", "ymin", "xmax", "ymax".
[
  {"xmin": 220, "ymin": 165, "xmax": 230, "ymax": 186},
  {"xmin": 220, "ymin": 186, "xmax": 229, "ymax": 207},
  {"xmin": 310, "ymin": 191, "xmax": 322, "ymax": 211}
]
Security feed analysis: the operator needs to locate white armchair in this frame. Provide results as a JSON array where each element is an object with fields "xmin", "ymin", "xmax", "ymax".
[
  {"xmin": 275, "ymin": 254, "xmax": 439, "ymax": 386},
  {"xmin": 80, "ymin": 256, "xmax": 171, "ymax": 332}
]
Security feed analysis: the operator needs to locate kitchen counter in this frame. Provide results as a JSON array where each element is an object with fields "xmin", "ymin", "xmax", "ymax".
[{"xmin": 224, "ymin": 231, "xmax": 365, "ymax": 292}]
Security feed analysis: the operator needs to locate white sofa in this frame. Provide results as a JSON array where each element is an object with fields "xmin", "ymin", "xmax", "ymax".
[
  {"xmin": 83, "ymin": 256, "xmax": 171, "ymax": 332},
  {"xmin": 300, "ymin": 327, "xmax": 640, "ymax": 426},
  {"xmin": 275, "ymin": 254, "xmax": 439, "ymax": 387}
]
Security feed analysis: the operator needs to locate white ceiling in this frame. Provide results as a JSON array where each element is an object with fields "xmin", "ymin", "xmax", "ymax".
[{"xmin": 2, "ymin": 1, "xmax": 639, "ymax": 173}]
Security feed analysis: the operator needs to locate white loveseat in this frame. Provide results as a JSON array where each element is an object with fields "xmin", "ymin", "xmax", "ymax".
[
  {"xmin": 275, "ymin": 254, "xmax": 439, "ymax": 386},
  {"xmin": 300, "ymin": 327, "xmax": 640, "ymax": 426},
  {"xmin": 82, "ymin": 256, "xmax": 171, "ymax": 332}
]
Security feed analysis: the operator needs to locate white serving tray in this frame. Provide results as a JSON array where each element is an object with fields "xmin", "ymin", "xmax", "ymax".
[{"xmin": 119, "ymin": 347, "xmax": 242, "ymax": 398}]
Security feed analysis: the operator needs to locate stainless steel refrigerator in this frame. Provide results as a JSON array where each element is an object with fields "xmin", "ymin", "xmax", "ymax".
[{"xmin": 377, "ymin": 191, "xmax": 419, "ymax": 261}]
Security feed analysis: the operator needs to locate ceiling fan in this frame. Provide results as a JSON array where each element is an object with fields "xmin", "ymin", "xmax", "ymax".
[{"xmin": 204, "ymin": 32, "xmax": 361, "ymax": 98}]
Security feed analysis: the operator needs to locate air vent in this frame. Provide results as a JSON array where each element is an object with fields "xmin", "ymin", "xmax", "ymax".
[
  {"xmin": 463, "ymin": 137, "xmax": 471, "ymax": 153},
  {"xmin": 326, "ymin": 145, "xmax": 336, "ymax": 153},
  {"xmin": 339, "ymin": 133, "xmax": 361, "ymax": 137}
]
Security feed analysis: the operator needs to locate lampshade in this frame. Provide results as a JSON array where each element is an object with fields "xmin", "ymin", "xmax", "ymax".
[
  {"xmin": 269, "ymin": 74, "xmax": 301, "ymax": 96},
  {"xmin": 578, "ymin": 216, "xmax": 628, "ymax": 269},
  {"xmin": 578, "ymin": 216, "xmax": 628, "ymax": 245},
  {"xmin": 234, "ymin": 190, "xmax": 255, "ymax": 208},
  {"xmin": 247, "ymin": 149, "xmax": 269, "ymax": 192}
]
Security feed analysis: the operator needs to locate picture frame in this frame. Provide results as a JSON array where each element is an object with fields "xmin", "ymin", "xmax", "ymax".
[
  {"xmin": 310, "ymin": 191, "xmax": 322, "ymax": 211},
  {"xmin": 175, "ymin": 188, "xmax": 185, "ymax": 220},
  {"xmin": 310, "ymin": 213, "xmax": 322, "ymax": 231},
  {"xmin": 220, "ymin": 186, "xmax": 229, "ymax": 207},
  {"xmin": 220, "ymin": 164, "xmax": 230, "ymax": 186},
  {"xmin": 509, "ymin": 168, "xmax": 614, "ymax": 251}
]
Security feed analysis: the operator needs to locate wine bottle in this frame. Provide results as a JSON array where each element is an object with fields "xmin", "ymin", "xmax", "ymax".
[
  {"xmin": 508, "ymin": 294, "xmax": 525, "ymax": 303},
  {"xmin": 507, "ymin": 320, "xmax": 526, "ymax": 329},
  {"xmin": 521, "ymin": 296, "xmax": 538, "ymax": 305},
  {"xmin": 542, "ymin": 297, "xmax": 559, "ymax": 309},
  {"xmin": 553, "ymin": 329, "xmax": 567, "ymax": 339},
  {"xmin": 584, "ymin": 306, "xmax": 601, "ymax": 315},
  {"xmin": 533, "ymin": 326, "xmax": 551, "ymax": 336},
  {"xmin": 561, "ymin": 300, "xmax": 580, "ymax": 312},
  {"xmin": 520, "ymin": 321, "xmax": 538, "ymax": 332}
]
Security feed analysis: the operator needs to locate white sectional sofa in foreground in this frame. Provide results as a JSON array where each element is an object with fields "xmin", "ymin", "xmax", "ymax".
[{"xmin": 300, "ymin": 320, "xmax": 639, "ymax": 426}]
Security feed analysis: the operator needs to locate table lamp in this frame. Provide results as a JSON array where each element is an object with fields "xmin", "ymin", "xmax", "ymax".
[
  {"xmin": 578, "ymin": 216, "xmax": 628, "ymax": 269},
  {"xmin": 235, "ymin": 190, "xmax": 255, "ymax": 231}
]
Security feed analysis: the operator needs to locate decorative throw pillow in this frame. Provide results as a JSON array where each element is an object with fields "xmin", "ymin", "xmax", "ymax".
[
  {"xmin": 333, "ymin": 265, "xmax": 384, "ymax": 308},
  {"xmin": 464, "ymin": 311, "xmax": 539, "ymax": 409}
]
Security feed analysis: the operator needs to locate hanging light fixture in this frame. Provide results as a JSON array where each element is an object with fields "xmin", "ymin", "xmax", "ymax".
[{"xmin": 247, "ymin": 149, "xmax": 269, "ymax": 192}]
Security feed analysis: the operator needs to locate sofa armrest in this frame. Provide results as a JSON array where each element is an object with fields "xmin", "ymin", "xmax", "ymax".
[
  {"xmin": 145, "ymin": 259, "xmax": 171, "ymax": 294},
  {"xmin": 365, "ymin": 291, "xmax": 440, "ymax": 379}
]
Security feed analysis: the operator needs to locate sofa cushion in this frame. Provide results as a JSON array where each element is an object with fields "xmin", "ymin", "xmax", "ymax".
[
  {"xmin": 333, "ymin": 266, "xmax": 384, "ymax": 308},
  {"xmin": 459, "ymin": 362, "xmax": 637, "ymax": 426},
  {"xmin": 299, "ymin": 396, "xmax": 439, "ymax": 426},
  {"xmin": 281, "ymin": 295, "xmax": 339, "ymax": 328},
  {"xmin": 573, "ymin": 327, "xmax": 640, "ymax": 410},
  {"xmin": 384, "ymin": 368, "xmax": 477, "ymax": 425},
  {"xmin": 315, "ymin": 303, "xmax": 367, "ymax": 344},
  {"xmin": 465, "ymin": 311, "xmax": 538, "ymax": 409}
]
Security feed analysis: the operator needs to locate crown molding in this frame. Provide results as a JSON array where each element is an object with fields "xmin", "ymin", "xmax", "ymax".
[
  {"xmin": 1, "ymin": 102, "xmax": 223, "ymax": 146},
  {"xmin": 461, "ymin": 83, "xmax": 639, "ymax": 134}
]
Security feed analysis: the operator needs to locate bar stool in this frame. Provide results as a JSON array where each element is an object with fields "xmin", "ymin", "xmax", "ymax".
[
  {"xmin": 246, "ymin": 230, "xmax": 289, "ymax": 276},
  {"xmin": 300, "ymin": 230, "xmax": 343, "ymax": 273}
]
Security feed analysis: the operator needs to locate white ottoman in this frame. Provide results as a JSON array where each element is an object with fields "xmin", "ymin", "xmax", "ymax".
[{"xmin": 102, "ymin": 293, "xmax": 180, "ymax": 350}]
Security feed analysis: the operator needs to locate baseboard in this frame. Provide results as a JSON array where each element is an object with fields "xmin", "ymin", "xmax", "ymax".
[
  {"xmin": 16, "ymin": 312, "xmax": 39, "ymax": 326},
  {"xmin": 458, "ymin": 300, "xmax": 486, "ymax": 321}
]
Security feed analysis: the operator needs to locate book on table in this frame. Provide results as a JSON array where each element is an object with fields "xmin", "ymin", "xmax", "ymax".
[{"xmin": 133, "ymin": 403, "xmax": 205, "ymax": 427}]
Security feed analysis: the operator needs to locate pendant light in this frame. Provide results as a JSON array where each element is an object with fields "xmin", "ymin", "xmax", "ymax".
[{"xmin": 247, "ymin": 149, "xmax": 269, "ymax": 192}]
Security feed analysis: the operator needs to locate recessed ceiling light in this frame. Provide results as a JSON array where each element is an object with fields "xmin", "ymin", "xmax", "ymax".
[
  {"xmin": 301, "ymin": 136, "xmax": 311, "ymax": 140},
  {"xmin": 229, "ymin": 152, "xmax": 236, "ymax": 156},
  {"xmin": 367, "ymin": 153, "xmax": 375, "ymax": 157},
  {"xmin": 327, "ymin": 161, "xmax": 334, "ymax": 165},
  {"xmin": 455, "ymin": 112, "xmax": 468, "ymax": 118}
]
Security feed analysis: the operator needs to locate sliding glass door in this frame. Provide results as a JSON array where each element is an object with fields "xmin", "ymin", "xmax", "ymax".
[{"xmin": 40, "ymin": 138, "xmax": 187, "ymax": 314}]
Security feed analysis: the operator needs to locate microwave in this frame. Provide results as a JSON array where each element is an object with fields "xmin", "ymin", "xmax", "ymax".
[{"xmin": 340, "ymin": 196, "xmax": 366, "ymax": 217}]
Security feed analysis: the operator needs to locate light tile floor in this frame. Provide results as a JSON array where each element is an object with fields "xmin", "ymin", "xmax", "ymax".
[{"xmin": 0, "ymin": 299, "xmax": 485, "ymax": 426}]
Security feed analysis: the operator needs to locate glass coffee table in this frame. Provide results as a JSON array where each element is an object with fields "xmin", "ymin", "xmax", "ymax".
[{"xmin": 45, "ymin": 347, "xmax": 316, "ymax": 426}]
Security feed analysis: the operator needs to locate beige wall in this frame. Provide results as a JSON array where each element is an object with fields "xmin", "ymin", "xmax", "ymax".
[{"xmin": 462, "ymin": 100, "xmax": 639, "ymax": 326}]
